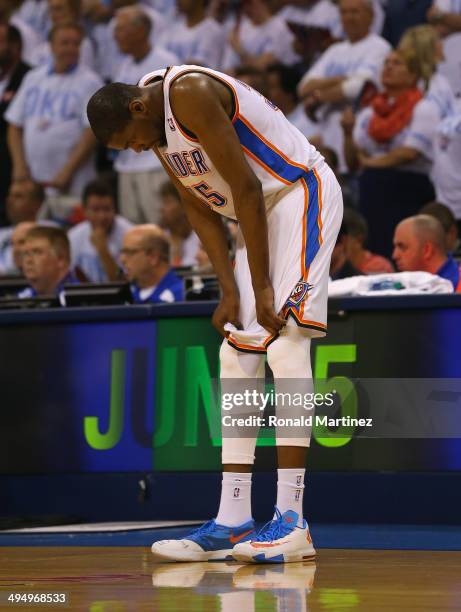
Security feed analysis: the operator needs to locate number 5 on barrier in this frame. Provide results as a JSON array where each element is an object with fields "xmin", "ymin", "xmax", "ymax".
[{"xmin": 313, "ymin": 344, "xmax": 357, "ymax": 448}]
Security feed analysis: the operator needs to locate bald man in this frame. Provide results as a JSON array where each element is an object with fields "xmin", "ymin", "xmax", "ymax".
[
  {"xmin": 392, "ymin": 215, "xmax": 461, "ymax": 291},
  {"xmin": 120, "ymin": 224, "xmax": 184, "ymax": 303}
]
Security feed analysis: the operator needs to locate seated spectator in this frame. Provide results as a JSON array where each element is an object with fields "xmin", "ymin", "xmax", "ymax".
[
  {"xmin": 0, "ymin": 23, "xmax": 30, "ymax": 226},
  {"xmin": 19, "ymin": 225, "xmax": 77, "ymax": 297},
  {"xmin": 330, "ymin": 220, "xmax": 361, "ymax": 280},
  {"xmin": 298, "ymin": 0, "xmax": 391, "ymax": 170},
  {"xmin": 428, "ymin": 0, "xmax": 461, "ymax": 96},
  {"xmin": 399, "ymin": 25, "xmax": 455, "ymax": 120},
  {"xmin": 392, "ymin": 214, "xmax": 461, "ymax": 291},
  {"xmin": 32, "ymin": 0, "xmax": 97, "ymax": 71},
  {"xmin": 382, "ymin": 0, "xmax": 433, "ymax": 47},
  {"xmin": 157, "ymin": 0, "xmax": 224, "ymax": 68},
  {"xmin": 266, "ymin": 63, "xmax": 320, "ymax": 140},
  {"xmin": 0, "ymin": 180, "xmax": 45, "ymax": 274},
  {"xmin": 342, "ymin": 50, "xmax": 438, "ymax": 257},
  {"xmin": 120, "ymin": 224, "xmax": 184, "ymax": 303},
  {"xmin": 68, "ymin": 179, "xmax": 132, "ymax": 282},
  {"xmin": 431, "ymin": 109, "xmax": 461, "ymax": 224},
  {"xmin": 11, "ymin": 221, "xmax": 36, "ymax": 273},
  {"xmin": 159, "ymin": 181, "xmax": 199, "ymax": 267},
  {"xmin": 420, "ymin": 201, "xmax": 460, "ymax": 257},
  {"xmin": 113, "ymin": 6, "xmax": 176, "ymax": 225},
  {"xmin": 5, "ymin": 22, "xmax": 102, "ymax": 197},
  {"xmin": 221, "ymin": 0, "xmax": 299, "ymax": 72},
  {"xmin": 343, "ymin": 207, "xmax": 394, "ymax": 273}
]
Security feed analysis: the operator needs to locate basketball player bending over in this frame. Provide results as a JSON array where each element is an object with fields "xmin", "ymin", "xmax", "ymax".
[{"xmin": 87, "ymin": 65, "xmax": 343, "ymax": 563}]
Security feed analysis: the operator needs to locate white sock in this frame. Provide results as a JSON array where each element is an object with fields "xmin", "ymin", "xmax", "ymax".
[
  {"xmin": 275, "ymin": 468, "xmax": 305, "ymax": 527},
  {"xmin": 216, "ymin": 472, "xmax": 252, "ymax": 527}
]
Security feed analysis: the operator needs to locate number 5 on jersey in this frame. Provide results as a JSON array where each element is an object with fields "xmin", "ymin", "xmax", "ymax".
[{"xmin": 190, "ymin": 182, "xmax": 227, "ymax": 208}]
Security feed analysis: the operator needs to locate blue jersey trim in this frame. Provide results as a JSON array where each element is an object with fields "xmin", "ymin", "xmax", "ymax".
[
  {"xmin": 233, "ymin": 117, "xmax": 308, "ymax": 184},
  {"xmin": 303, "ymin": 171, "xmax": 321, "ymax": 274}
]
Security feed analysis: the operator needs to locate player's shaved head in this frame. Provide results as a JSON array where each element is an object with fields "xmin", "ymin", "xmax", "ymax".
[{"xmin": 87, "ymin": 82, "xmax": 141, "ymax": 145}]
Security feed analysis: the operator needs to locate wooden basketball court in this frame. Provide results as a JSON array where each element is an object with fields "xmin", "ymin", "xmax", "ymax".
[{"xmin": 1, "ymin": 547, "xmax": 460, "ymax": 610}]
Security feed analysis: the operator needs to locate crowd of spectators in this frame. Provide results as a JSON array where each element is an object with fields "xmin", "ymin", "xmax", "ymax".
[{"xmin": 0, "ymin": 0, "xmax": 460, "ymax": 305}]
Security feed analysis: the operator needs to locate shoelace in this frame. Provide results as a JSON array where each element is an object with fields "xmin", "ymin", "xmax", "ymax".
[
  {"xmin": 188, "ymin": 520, "xmax": 216, "ymax": 538},
  {"xmin": 254, "ymin": 508, "xmax": 293, "ymax": 542}
]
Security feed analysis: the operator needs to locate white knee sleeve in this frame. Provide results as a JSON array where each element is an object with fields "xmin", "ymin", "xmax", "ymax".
[
  {"xmin": 220, "ymin": 340, "xmax": 265, "ymax": 379},
  {"xmin": 266, "ymin": 323, "xmax": 313, "ymax": 448},
  {"xmin": 266, "ymin": 320, "xmax": 312, "ymax": 379},
  {"xmin": 220, "ymin": 340, "xmax": 264, "ymax": 465}
]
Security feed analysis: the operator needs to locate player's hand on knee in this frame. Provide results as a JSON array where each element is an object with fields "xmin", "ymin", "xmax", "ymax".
[
  {"xmin": 212, "ymin": 295, "xmax": 242, "ymax": 337},
  {"xmin": 255, "ymin": 287, "xmax": 286, "ymax": 335}
]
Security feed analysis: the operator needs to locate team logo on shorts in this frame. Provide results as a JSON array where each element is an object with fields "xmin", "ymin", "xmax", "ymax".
[
  {"xmin": 167, "ymin": 118, "xmax": 176, "ymax": 131},
  {"xmin": 285, "ymin": 281, "xmax": 313, "ymax": 307}
]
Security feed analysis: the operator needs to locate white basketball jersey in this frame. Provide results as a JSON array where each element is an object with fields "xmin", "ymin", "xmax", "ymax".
[{"xmin": 138, "ymin": 65, "xmax": 323, "ymax": 220}]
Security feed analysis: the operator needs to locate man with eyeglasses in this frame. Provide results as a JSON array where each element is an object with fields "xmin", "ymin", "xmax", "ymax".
[{"xmin": 120, "ymin": 224, "xmax": 183, "ymax": 304}]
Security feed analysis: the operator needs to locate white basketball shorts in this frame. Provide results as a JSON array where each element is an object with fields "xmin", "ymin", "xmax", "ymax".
[{"xmin": 225, "ymin": 160, "xmax": 343, "ymax": 353}]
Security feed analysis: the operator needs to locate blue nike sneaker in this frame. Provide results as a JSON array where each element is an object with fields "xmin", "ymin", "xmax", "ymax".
[
  {"xmin": 232, "ymin": 508, "xmax": 316, "ymax": 563},
  {"xmin": 151, "ymin": 519, "xmax": 255, "ymax": 562}
]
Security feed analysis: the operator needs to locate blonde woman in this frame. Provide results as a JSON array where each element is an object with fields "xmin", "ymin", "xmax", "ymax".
[
  {"xmin": 399, "ymin": 24, "xmax": 455, "ymax": 119},
  {"xmin": 341, "ymin": 50, "xmax": 438, "ymax": 256}
]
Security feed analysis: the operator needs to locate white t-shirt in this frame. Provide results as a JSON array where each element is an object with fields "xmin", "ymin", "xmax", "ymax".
[
  {"xmin": 425, "ymin": 73, "xmax": 456, "ymax": 120},
  {"xmin": 93, "ymin": 6, "xmax": 168, "ymax": 80},
  {"xmin": 286, "ymin": 104, "xmax": 321, "ymax": 140},
  {"xmin": 435, "ymin": 0, "xmax": 461, "ymax": 96},
  {"xmin": 31, "ymin": 37, "xmax": 97, "ymax": 72},
  {"xmin": 14, "ymin": 0, "xmax": 49, "ymax": 41},
  {"xmin": 141, "ymin": 0, "xmax": 176, "ymax": 20},
  {"xmin": 278, "ymin": 0, "xmax": 342, "ymax": 38},
  {"xmin": 180, "ymin": 231, "xmax": 200, "ymax": 267},
  {"xmin": 432, "ymin": 110, "xmax": 461, "ymax": 219},
  {"xmin": 353, "ymin": 99, "xmax": 440, "ymax": 174},
  {"xmin": 298, "ymin": 33, "xmax": 391, "ymax": 172},
  {"xmin": 299, "ymin": 33, "xmax": 391, "ymax": 90},
  {"xmin": 158, "ymin": 17, "xmax": 224, "ymax": 69},
  {"xmin": 221, "ymin": 15, "xmax": 299, "ymax": 71},
  {"xmin": 5, "ymin": 64, "xmax": 103, "ymax": 196},
  {"xmin": 114, "ymin": 45, "xmax": 178, "ymax": 174},
  {"xmin": 0, "ymin": 227, "xmax": 14, "ymax": 274},
  {"xmin": 68, "ymin": 216, "xmax": 133, "ymax": 282},
  {"xmin": 10, "ymin": 15, "xmax": 42, "ymax": 66}
]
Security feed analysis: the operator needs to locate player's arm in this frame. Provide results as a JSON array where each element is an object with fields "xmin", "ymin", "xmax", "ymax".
[
  {"xmin": 154, "ymin": 150, "xmax": 242, "ymax": 335},
  {"xmin": 169, "ymin": 74, "xmax": 286, "ymax": 335}
]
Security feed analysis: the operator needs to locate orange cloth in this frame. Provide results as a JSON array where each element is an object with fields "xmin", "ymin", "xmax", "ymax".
[{"xmin": 368, "ymin": 89, "xmax": 423, "ymax": 144}]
